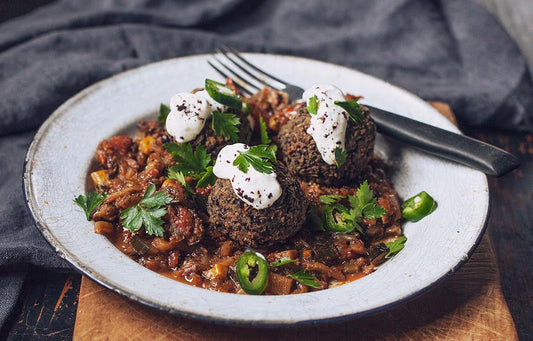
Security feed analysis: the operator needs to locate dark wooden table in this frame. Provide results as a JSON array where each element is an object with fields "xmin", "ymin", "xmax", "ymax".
[{"xmin": 2, "ymin": 1, "xmax": 532, "ymax": 340}]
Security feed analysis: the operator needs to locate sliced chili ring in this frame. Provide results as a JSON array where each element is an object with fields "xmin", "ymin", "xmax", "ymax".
[
  {"xmin": 205, "ymin": 79, "xmax": 242, "ymax": 110},
  {"xmin": 236, "ymin": 251, "xmax": 269, "ymax": 295},
  {"xmin": 401, "ymin": 191, "xmax": 437, "ymax": 222},
  {"xmin": 322, "ymin": 203, "xmax": 355, "ymax": 233}
]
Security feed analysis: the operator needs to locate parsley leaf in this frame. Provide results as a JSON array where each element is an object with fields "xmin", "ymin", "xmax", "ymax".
[
  {"xmin": 120, "ymin": 184, "xmax": 172, "ymax": 237},
  {"xmin": 355, "ymin": 180, "xmax": 374, "ymax": 206},
  {"xmin": 385, "ymin": 236, "xmax": 407, "ymax": 258},
  {"xmin": 362, "ymin": 204, "xmax": 387, "ymax": 219},
  {"xmin": 259, "ymin": 115, "xmax": 271, "ymax": 145},
  {"xmin": 167, "ymin": 168, "xmax": 195, "ymax": 197},
  {"xmin": 334, "ymin": 146, "xmax": 347, "ymax": 168},
  {"xmin": 334, "ymin": 100, "xmax": 364, "ymax": 123},
  {"xmin": 319, "ymin": 194, "xmax": 344, "ymax": 205},
  {"xmin": 307, "ymin": 95, "xmax": 319, "ymax": 115},
  {"xmin": 74, "ymin": 192, "xmax": 107, "ymax": 221},
  {"xmin": 212, "ymin": 111, "xmax": 240, "ymax": 142},
  {"xmin": 349, "ymin": 180, "xmax": 387, "ymax": 219},
  {"xmin": 196, "ymin": 166, "xmax": 216, "ymax": 188},
  {"xmin": 233, "ymin": 144, "xmax": 277, "ymax": 174},
  {"xmin": 164, "ymin": 143, "xmax": 211, "ymax": 177},
  {"xmin": 320, "ymin": 181, "xmax": 387, "ymax": 235},
  {"xmin": 157, "ymin": 103, "xmax": 171, "ymax": 125},
  {"xmin": 165, "ymin": 143, "xmax": 216, "ymax": 190},
  {"xmin": 270, "ymin": 258, "xmax": 296, "ymax": 267},
  {"xmin": 289, "ymin": 270, "xmax": 322, "ymax": 289},
  {"xmin": 167, "ymin": 167, "xmax": 188, "ymax": 187}
]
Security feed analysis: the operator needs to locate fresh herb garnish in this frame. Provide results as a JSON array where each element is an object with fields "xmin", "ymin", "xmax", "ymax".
[
  {"xmin": 289, "ymin": 270, "xmax": 322, "ymax": 289},
  {"xmin": 318, "ymin": 181, "xmax": 386, "ymax": 234},
  {"xmin": 205, "ymin": 79, "xmax": 242, "ymax": 110},
  {"xmin": 164, "ymin": 143, "xmax": 216, "ymax": 189},
  {"xmin": 167, "ymin": 167, "xmax": 188, "ymax": 187},
  {"xmin": 259, "ymin": 115, "xmax": 271, "ymax": 145},
  {"xmin": 120, "ymin": 184, "xmax": 172, "ymax": 237},
  {"xmin": 196, "ymin": 166, "xmax": 216, "ymax": 188},
  {"xmin": 319, "ymin": 194, "xmax": 344, "ymax": 205},
  {"xmin": 212, "ymin": 111, "xmax": 240, "ymax": 142},
  {"xmin": 167, "ymin": 168, "xmax": 195, "ymax": 197},
  {"xmin": 157, "ymin": 103, "xmax": 171, "ymax": 125},
  {"xmin": 164, "ymin": 143, "xmax": 211, "ymax": 177},
  {"xmin": 385, "ymin": 236, "xmax": 407, "ymax": 258},
  {"xmin": 74, "ymin": 192, "xmax": 107, "ymax": 221},
  {"xmin": 307, "ymin": 95, "xmax": 319, "ymax": 115},
  {"xmin": 233, "ymin": 144, "xmax": 277, "ymax": 174},
  {"xmin": 334, "ymin": 99, "xmax": 364, "ymax": 123},
  {"xmin": 347, "ymin": 180, "xmax": 387, "ymax": 220},
  {"xmin": 334, "ymin": 146, "xmax": 347, "ymax": 168},
  {"xmin": 270, "ymin": 258, "xmax": 296, "ymax": 267}
]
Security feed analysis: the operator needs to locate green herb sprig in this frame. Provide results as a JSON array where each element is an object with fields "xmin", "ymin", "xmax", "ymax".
[
  {"xmin": 289, "ymin": 270, "xmax": 322, "ymax": 289},
  {"xmin": 120, "ymin": 184, "xmax": 172, "ymax": 237},
  {"xmin": 318, "ymin": 181, "xmax": 387, "ymax": 234},
  {"xmin": 307, "ymin": 95, "xmax": 319, "ymax": 115},
  {"xmin": 385, "ymin": 236, "xmax": 407, "ymax": 258},
  {"xmin": 212, "ymin": 111, "xmax": 240, "ymax": 142},
  {"xmin": 259, "ymin": 115, "xmax": 271, "ymax": 145},
  {"xmin": 233, "ymin": 144, "xmax": 277, "ymax": 174},
  {"xmin": 74, "ymin": 192, "xmax": 107, "ymax": 221},
  {"xmin": 334, "ymin": 146, "xmax": 347, "ymax": 168},
  {"xmin": 164, "ymin": 143, "xmax": 216, "ymax": 189},
  {"xmin": 157, "ymin": 103, "xmax": 171, "ymax": 125},
  {"xmin": 334, "ymin": 99, "xmax": 364, "ymax": 123}
]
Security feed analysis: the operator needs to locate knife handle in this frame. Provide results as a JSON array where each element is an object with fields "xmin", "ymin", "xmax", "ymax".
[{"xmin": 368, "ymin": 106, "xmax": 520, "ymax": 176}]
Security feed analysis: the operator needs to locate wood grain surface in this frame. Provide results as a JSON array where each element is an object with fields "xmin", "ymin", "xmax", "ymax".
[{"xmin": 72, "ymin": 103, "xmax": 518, "ymax": 341}]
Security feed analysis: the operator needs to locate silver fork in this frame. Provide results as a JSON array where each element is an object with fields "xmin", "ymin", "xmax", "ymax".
[{"xmin": 208, "ymin": 45, "xmax": 520, "ymax": 177}]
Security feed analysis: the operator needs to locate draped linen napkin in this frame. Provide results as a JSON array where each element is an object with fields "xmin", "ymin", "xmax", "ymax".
[{"xmin": 1, "ymin": 0, "xmax": 532, "ymax": 330}]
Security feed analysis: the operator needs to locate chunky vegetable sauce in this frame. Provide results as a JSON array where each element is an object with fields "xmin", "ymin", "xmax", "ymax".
[{"xmin": 85, "ymin": 84, "xmax": 404, "ymax": 295}]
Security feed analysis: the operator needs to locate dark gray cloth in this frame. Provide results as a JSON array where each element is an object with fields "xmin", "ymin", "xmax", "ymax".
[{"xmin": 1, "ymin": 0, "xmax": 532, "ymax": 329}]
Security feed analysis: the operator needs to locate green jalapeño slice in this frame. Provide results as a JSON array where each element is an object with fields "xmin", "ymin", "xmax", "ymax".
[
  {"xmin": 401, "ymin": 191, "xmax": 437, "ymax": 222},
  {"xmin": 205, "ymin": 79, "xmax": 242, "ymax": 110},
  {"xmin": 236, "ymin": 251, "xmax": 269, "ymax": 295},
  {"xmin": 322, "ymin": 203, "xmax": 356, "ymax": 233}
]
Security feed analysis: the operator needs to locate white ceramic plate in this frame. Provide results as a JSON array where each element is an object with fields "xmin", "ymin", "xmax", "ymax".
[{"xmin": 24, "ymin": 54, "xmax": 489, "ymax": 325}]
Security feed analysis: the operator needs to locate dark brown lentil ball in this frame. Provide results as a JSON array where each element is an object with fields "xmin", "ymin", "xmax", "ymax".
[
  {"xmin": 277, "ymin": 106, "xmax": 376, "ymax": 186},
  {"xmin": 207, "ymin": 164, "xmax": 309, "ymax": 247}
]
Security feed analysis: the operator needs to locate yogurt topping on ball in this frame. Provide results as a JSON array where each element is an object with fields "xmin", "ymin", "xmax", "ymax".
[
  {"xmin": 165, "ymin": 92, "xmax": 226, "ymax": 143},
  {"xmin": 303, "ymin": 84, "xmax": 349, "ymax": 165},
  {"xmin": 213, "ymin": 143, "xmax": 282, "ymax": 210}
]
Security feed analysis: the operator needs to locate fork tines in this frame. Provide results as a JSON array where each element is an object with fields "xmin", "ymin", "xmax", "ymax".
[{"xmin": 208, "ymin": 45, "xmax": 285, "ymax": 95}]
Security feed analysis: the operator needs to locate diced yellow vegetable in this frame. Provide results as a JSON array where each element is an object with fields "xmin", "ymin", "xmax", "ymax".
[
  {"xmin": 90, "ymin": 170, "xmax": 109, "ymax": 187},
  {"xmin": 139, "ymin": 136, "xmax": 154, "ymax": 154},
  {"xmin": 204, "ymin": 263, "xmax": 229, "ymax": 280}
]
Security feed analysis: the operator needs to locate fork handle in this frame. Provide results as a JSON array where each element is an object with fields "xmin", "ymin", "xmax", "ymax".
[{"xmin": 367, "ymin": 105, "xmax": 520, "ymax": 176}]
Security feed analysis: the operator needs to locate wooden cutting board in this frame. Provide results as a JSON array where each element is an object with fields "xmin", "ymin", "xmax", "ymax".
[{"xmin": 73, "ymin": 103, "xmax": 518, "ymax": 340}]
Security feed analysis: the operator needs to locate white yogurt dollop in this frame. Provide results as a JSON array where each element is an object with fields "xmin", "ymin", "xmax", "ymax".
[
  {"xmin": 165, "ymin": 93, "xmax": 210, "ymax": 143},
  {"xmin": 303, "ymin": 84, "xmax": 348, "ymax": 165},
  {"xmin": 213, "ymin": 143, "xmax": 282, "ymax": 210},
  {"xmin": 195, "ymin": 89, "xmax": 227, "ymax": 113}
]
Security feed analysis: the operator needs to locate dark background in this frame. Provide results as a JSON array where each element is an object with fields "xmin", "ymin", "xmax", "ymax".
[{"xmin": 1, "ymin": 0, "xmax": 531, "ymax": 340}]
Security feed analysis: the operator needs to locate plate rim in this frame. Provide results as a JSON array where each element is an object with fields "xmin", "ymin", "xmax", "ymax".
[{"xmin": 23, "ymin": 52, "xmax": 489, "ymax": 326}]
